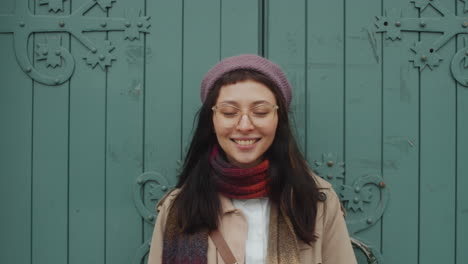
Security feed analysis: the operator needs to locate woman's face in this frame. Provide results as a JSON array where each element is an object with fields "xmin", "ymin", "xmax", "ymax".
[{"xmin": 212, "ymin": 80, "xmax": 278, "ymax": 168}]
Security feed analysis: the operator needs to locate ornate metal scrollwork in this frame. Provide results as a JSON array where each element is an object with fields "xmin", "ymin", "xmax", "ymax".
[
  {"xmin": 340, "ymin": 174, "xmax": 389, "ymax": 234},
  {"xmin": 313, "ymin": 153, "xmax": 390, "ymax": 264},
  {"xmin": 373, "ymin": 0, "xmax": 468, "ymax": 86},
  {"xmin": 0, "ymin": 0, "xmax": 150, "ymax": 85},
  {"xmin": 351, "ymin": 237, "xmax": 383, "ymax": 264},
  {"xmin": 133, "ymin": 171, "xmax": 172, "ymax": 225},
  {"xmin": 132, "ymin": 171, "xmax": 173, "ymax": 264},
  {"xmin": 314, "ymin": 153, "xmax": 345, "ymax": 189},
  {"xmin": 131, "ymin": 239, "xmax": 151, "ymax": 264}
]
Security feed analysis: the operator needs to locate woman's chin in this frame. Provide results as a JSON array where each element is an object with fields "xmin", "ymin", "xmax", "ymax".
[{"xmin": 228, "ymin": 156, "xmax": 263, "ymax": 168}]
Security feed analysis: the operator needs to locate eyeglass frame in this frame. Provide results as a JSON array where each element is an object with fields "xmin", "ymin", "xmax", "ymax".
[{"xmin": 211, "ymin": 102, "xmax": 279, "ymax": 127}]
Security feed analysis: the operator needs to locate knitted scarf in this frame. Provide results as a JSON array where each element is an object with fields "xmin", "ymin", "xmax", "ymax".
[
  {"xmin": 209, "ymin": 145, "xmax": 269, "ymax": 199},
  {"xmin": 162, "ymin": 146, "xmax": 301, "ymax": 264}
]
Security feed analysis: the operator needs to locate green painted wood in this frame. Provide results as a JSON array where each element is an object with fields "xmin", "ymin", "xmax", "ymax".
[
  {"xmin": 144, "ymin": 0, "xmax": 183, "ymax": 189},
  {"xmin": 220, "ymin": 0, "xmax": 259, "ymax": 58},
  {"xmin": 344, "ymin": 0, "xmax": 383, "ymax": 260},
  {"xmin": 266, "ymin": 0, "xmax": 307, "ymax": 150},
  {"xmin": 31, "ymin": 1, "xmax": 70, "ymax": 263},
  {"xmin": 182, "ymin": 0, "xmax": 221, "ymax": 150},
  {"xmin": 0, "ymin": 0, "xmax": 14, "ymax": 13},
  {"xmin": 381, "ymin": 1, "xmax": 419, "ymax": 263},
  {"xmin": 68, "ymin": 2, "xmax": 106, "ymax": 264},
  {"xmin": 305, "ymin": 0, "xmax": 344, "ymax": 174},
  {"xmin": 456, "ymin": 4, "xmax": 468, "ymax": 264},
  {"xmin": 456, "ymin": 40, "xmax": 468, "ymax": 264},
  {"xmin": 143, "ymin": 0, "xmax": 183, "ymax": 248},
  {"xmin": 106, "ymin": 2, "xmax": 145, "ymax": 264},
  {"xmin": 419, "ymin": 1, "xmax": 456, "ymax": 263},
  {"xmin": 0, "ymin": 2, "xmax": 32, "ymax": 261}
]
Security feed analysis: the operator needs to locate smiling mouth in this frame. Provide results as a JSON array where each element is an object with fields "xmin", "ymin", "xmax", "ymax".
[{"xmin": 231, "ymin": 139, "xmax": 260, "ymax": 145}]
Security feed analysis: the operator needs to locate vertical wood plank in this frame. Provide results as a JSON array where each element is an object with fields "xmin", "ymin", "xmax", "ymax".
[
  {"xmin": 344, "ymin": 0, "xmax": 382, "ymax": 259},
  {"xmin": 145, "ymin": 0, "xmax": 183, "ymax": 188},
  {"xmin": 419, "ymin": 1, "xmax": 456, "ymax": 263},
  {"xmin": 306, "ymin": 0, "xmax": 344, "ymax": 175},
  {"xmin": 266, "ymin": 0, "xmax": 307, "ymax": 150},
  {"xmin": 380, "ymin": 1, "xmax": 419, "ymax": 263},
  {"xmin": 182, "ymin": 0, "xmax": 221, "ymax": 150},
  {"xmin": 220, "ymin": 0, "xmax": 259, "ymax": 58},
  {"xmin": 32, "ymin": 1, "xmax": 70, "ymax": 263},
  {"xmin": 456, "ymin": 4, "xmax": 468, "ymax": 264},
  {"xmin": 106, "ymin": 1, "xmax": 145, "ymax": 264},
  {"xmin": 68, "ymin": 1, "xmax": 106, "ymax": 264},
  {"xmin": 144, "ymin": 0, "xmax": 183, "ymax": 246},
  {"xmin": 0, "ymin": 1, "xmax": 32, "ymax": 262},
  {"xmin": 456, "ymin": 46, "xmax": 468, "ymax": 264}
]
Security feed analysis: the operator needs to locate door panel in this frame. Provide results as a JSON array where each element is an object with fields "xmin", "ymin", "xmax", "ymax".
[
  {"xmin": 1, "ymin": 0, "xmax": 466, "ymax": 263},
  {"xmin": 380, "ymin": 0, "xmax": 419, "ymax": 263}
]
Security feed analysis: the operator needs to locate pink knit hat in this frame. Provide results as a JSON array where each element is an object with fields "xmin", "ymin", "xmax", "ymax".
[{"xmin": 200, "ymin": 54, "xmax": 292, "ymax": 108}]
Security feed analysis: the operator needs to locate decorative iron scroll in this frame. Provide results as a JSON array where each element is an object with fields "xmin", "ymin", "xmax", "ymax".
[
  {"xmin": 132, "ymin": 239, "xmax": 151, "ymax": 264},
  {"xmin": 351, "ymin": 237, "xmax": 382, "ymax": 264},
  {"xmin": 132, "ymin": 171, "xmax": 173, "ymax": 264},
  {"xmin": 314, "ymin": 153, "xmax": 389, "ymax": 264},
  {"xmin": 0, "ymin": 0, "xmax": 150, "ymax": 85},
  {"xmin": 373, "ymin": 0, "xmax": 468, "ymax": 86}
]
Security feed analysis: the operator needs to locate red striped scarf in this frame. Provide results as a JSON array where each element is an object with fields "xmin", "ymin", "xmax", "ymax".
[
  {"xmin": 209, "ymin": 145, "xmax": 269, "ymax": 199},
  {"xmin": 161, "ymin": 146, "xmax": 271, "ymax": 263}
]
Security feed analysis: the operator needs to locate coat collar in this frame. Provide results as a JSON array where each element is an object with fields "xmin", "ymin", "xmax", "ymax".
[{"xmin": 219, "ymin": 193, "xmax": 238, "ymax": 214}]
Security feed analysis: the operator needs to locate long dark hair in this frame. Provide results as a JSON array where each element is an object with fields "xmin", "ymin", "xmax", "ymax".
[{"xmin": 172, "ymin": 70, "xmax": 320, "ymax": 243}]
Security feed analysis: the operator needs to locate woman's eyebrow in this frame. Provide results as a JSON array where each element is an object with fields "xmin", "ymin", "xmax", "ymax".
[
  {"xmin": 251, "ymin": 100, "xmax": 271, "ymax": 105},
  {"xmin": 218, "ymin": 100, "xmax": 272, "ymax": 106},
  {"xmin": 218, "ymin": 100, "xmax": 239, "ymax": 106}
]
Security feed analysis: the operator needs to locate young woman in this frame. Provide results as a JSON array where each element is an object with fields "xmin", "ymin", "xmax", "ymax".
[{"xmin": 148, "ymin": 54, "xmax": 357, "ymax": 264}]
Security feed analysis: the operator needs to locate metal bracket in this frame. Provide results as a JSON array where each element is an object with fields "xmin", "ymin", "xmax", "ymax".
[
  {"xmin": 313, "ymin": 152, "xmax": 345, "ymax": 189},
  {"xmin": 133, "ymin": 171, "xmax": 173, "ymax": 225},
  {"xmin": 351, "ymin": 237, "xmax": 383, "ymax": 264},
  {"xmin": 131, "ymin": 239, "xmax": 151, "ymax": 264},
  {"xmin": 373, "ymin": 0, "xmax": 468, "ymax": 86},
  {"xmin": 340, "ymin": 174, "xmax": 390, "ymax": 234},
  {"xmin": 313, "ymin": 152, "xmax": 390, "ymax": 263},
  {"xmin": 0, "ymin": 0, "xmax": 150, "ymax": 85},
  {"xmin": 132, "ymin": 171, "xmax": 172, "ymax": 264}
]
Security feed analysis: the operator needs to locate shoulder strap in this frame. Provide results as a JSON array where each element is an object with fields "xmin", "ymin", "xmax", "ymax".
[{"xmin": 209, "ymin": 229, "xmax": 238, "ymax": 264}]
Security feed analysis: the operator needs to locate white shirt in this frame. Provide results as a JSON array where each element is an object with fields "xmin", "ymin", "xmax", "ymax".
[{"xmin": 232, "ymin": 198, "xmax": 271, "ymax": 264}]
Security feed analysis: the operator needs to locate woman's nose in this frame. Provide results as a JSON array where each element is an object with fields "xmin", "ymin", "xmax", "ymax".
[{"xmin": 236, "ymin": 113, "xmax": 255, "ymax": 131}]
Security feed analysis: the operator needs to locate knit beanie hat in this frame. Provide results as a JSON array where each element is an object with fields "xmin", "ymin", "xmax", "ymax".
[{"xmin": 200, "ymin": 54, "xmax": 292, "ymax": 108}]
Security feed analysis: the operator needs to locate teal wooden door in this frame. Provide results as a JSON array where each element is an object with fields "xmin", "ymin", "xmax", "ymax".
[
  {"xmin": 265, "ymin": 0, "xmax": 467, "ymax": 263},
  {"xmin": 1, "ymin": 0, "xmax": 467, "ymax": 264}
]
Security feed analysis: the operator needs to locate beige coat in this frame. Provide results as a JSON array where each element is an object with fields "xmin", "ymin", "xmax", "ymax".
[{"xmin": 148, "ymin": 175, "xmax": 357, "ymax": 264}]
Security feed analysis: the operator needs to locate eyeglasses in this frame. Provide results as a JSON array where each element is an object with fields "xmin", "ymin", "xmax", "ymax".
[{"xmin": 212, "ymin": 102, "xmax": 279, "ymax": 127}]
